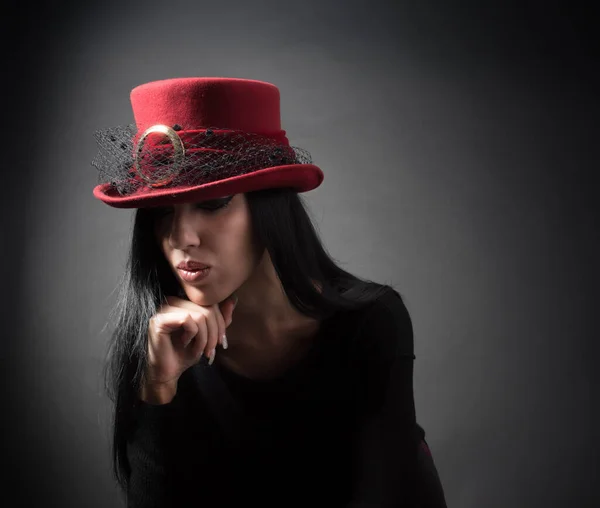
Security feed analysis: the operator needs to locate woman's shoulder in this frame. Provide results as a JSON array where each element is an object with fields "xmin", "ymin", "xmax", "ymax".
[
  {"xmin": 334, "ymin": 287, "xmax": 416, "ymax": 410},
  {"xmin": 351, "ymin": 287, "xmax": 414, "ymax": 359}
]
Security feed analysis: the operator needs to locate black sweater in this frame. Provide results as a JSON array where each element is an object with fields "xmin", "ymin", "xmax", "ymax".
[{"xmin": 125, "ymin": 289, "xmax": 436, "ymax": 507}]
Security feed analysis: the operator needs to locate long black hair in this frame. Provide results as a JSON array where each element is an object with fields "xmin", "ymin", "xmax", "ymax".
[{"xmin": 102, "ymin": 186, "xmax": 400, "ymax": 497}]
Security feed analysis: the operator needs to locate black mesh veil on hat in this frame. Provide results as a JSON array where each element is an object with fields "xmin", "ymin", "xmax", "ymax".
[{"xmin": 91, "ymin": 123, "xmax": 314, "ymax": 198}]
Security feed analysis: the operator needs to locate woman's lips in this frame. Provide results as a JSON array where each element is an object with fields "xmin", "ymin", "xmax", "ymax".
[
  {"xmin": 178, "ymin": 267, "xmax": 211, "ymax": 282},
  {"xmin": 177, "ymin": 261, "xmax": 210, "ymax": 270}
]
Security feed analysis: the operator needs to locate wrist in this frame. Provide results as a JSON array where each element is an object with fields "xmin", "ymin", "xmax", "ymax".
[{"xmin": 140, "ymin": 379, "xmax": 178, "ymax": 405}]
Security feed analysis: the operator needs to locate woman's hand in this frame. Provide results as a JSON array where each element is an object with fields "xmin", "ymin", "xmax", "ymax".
[{"xmin": 140, "ymin": 293, "xmax": 238, "ymax": 403}]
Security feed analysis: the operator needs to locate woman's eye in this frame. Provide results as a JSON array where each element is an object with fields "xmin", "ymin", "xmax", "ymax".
[
  {"xmin": 155, "ymin": 197, "xmax": 232, "ymax": 217},
  {"xmin": 196, "ymin": 198, "xmax": 232, "ymax": 212},
  {"xmin": 197, "ymin": 203, "xmax": 224, "ymax": 212}
]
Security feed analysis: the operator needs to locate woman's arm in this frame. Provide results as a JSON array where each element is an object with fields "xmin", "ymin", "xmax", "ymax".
[
  {"xmin": 126, "ymin": 398, "xmax": 181, "ymax": 508},
  {"xmin": 125, "ymin": 375, "xmax": 219, "ymax": 508},
  {"xmin": 347, "ymin": 290, "xmax": 421, "ymax": 507}
]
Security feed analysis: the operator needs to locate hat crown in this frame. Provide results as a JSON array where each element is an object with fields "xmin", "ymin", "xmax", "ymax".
[
  {"xmin": 92, "ymin": 76, "xmax": 324, "ymax": 208},
  {"xmin": 130, "ymin": 77, "xmax": 282, "ymax": 134}
]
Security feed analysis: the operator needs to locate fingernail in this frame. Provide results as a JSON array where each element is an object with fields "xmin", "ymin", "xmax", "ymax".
[
  {"xmin": 208, "ymin": 349, "xmax": 216, "ymax": 366},
  {"xmin": 222, "ymin": 334, "xmax": 228, "ymax": 349}
]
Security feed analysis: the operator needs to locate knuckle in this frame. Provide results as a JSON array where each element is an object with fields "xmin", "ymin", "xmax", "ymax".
[{"xmin": 191, "ymin": 311, "xmax": 204, "ymax": 322}]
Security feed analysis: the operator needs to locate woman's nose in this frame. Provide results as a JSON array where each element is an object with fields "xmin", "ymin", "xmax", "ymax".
[{"xmin": 167, "ymin": 210, "xmax": 202, "ymax": 248}]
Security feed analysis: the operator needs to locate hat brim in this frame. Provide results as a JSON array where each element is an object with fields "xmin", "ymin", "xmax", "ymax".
[{"xmin": 93, "ymin": 163, "xmax": 324, "ymax": 208}]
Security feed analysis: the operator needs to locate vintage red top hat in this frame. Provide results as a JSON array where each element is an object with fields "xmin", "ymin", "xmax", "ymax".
[{"xmin": 91, "ymin": 77, "xmax": 324, "ymax": 208}]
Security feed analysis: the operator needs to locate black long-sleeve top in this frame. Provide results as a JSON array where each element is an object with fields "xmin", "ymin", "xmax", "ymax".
[{"xmin": 125, "ymin": 289, "xmax": 439, "ymax": 507}]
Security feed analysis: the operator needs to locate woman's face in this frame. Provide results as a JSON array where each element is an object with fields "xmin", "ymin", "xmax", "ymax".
[{"xmin": 154, "ymin": 193, "xmax": 263, "ymax": 304}]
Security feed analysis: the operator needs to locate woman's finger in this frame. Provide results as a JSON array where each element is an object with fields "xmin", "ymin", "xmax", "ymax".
[
  {"xmin": 188, "ymin": 313, "xmax": 208, "ymax": 361},
  {"xmin": 203, "ymin": 307, "xmax": 220, "ymax": 364},
  {"xmin": 214, "ymin": 303, "xmax": 227, "ymax": 350}
]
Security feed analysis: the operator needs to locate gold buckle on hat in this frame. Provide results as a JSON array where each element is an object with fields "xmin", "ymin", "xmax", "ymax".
[{"xmin": 134, "ymin": 124, "xmax": 186, "ymax": 187}]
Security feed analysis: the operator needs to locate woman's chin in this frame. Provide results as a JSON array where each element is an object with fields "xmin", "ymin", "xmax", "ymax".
[{"xmin": 182, "ymin": 288, "xmax": 219, "ymax": 305}]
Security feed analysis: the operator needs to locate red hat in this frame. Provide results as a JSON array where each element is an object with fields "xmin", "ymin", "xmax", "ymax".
[{"xmin": 91, "ymin": 77, "xmax": 324, "ymax": 208}]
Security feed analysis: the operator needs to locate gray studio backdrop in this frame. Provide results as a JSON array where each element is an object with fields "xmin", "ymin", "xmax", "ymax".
[{"xmin": 10, "ymin": 1, "xmax": 598, "ymax": 507}]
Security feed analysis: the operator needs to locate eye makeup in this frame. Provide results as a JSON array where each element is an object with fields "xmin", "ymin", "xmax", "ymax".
[
  {"xmin": 197, "ymin": 195, "xmax": 234, "ymax": 211},
  {"xmin": 154, "ymin": 195, "xmax": 234, "ymax": 217}
]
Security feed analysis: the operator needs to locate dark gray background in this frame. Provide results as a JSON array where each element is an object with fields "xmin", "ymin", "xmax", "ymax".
[{"xmin": 3, "ymin": 1, "xmax": 598, "ymax": 506}]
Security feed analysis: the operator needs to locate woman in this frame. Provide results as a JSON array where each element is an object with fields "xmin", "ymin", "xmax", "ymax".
[{"xmin": 92, "ymin": 77, "xmax": 447, "ymax": 507}]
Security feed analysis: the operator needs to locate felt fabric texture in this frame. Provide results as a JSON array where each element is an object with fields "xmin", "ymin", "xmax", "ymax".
[
  {"xmin": 94, "ymin": 163, "xmax": 323, "ymax": 208},
  {"xmin": 131, "ymin": 77, "xmax": 284, "ymax": 135},
  {"xmin": 92, "ymin": 77, "xmax": 324, "ymax": 209}
]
